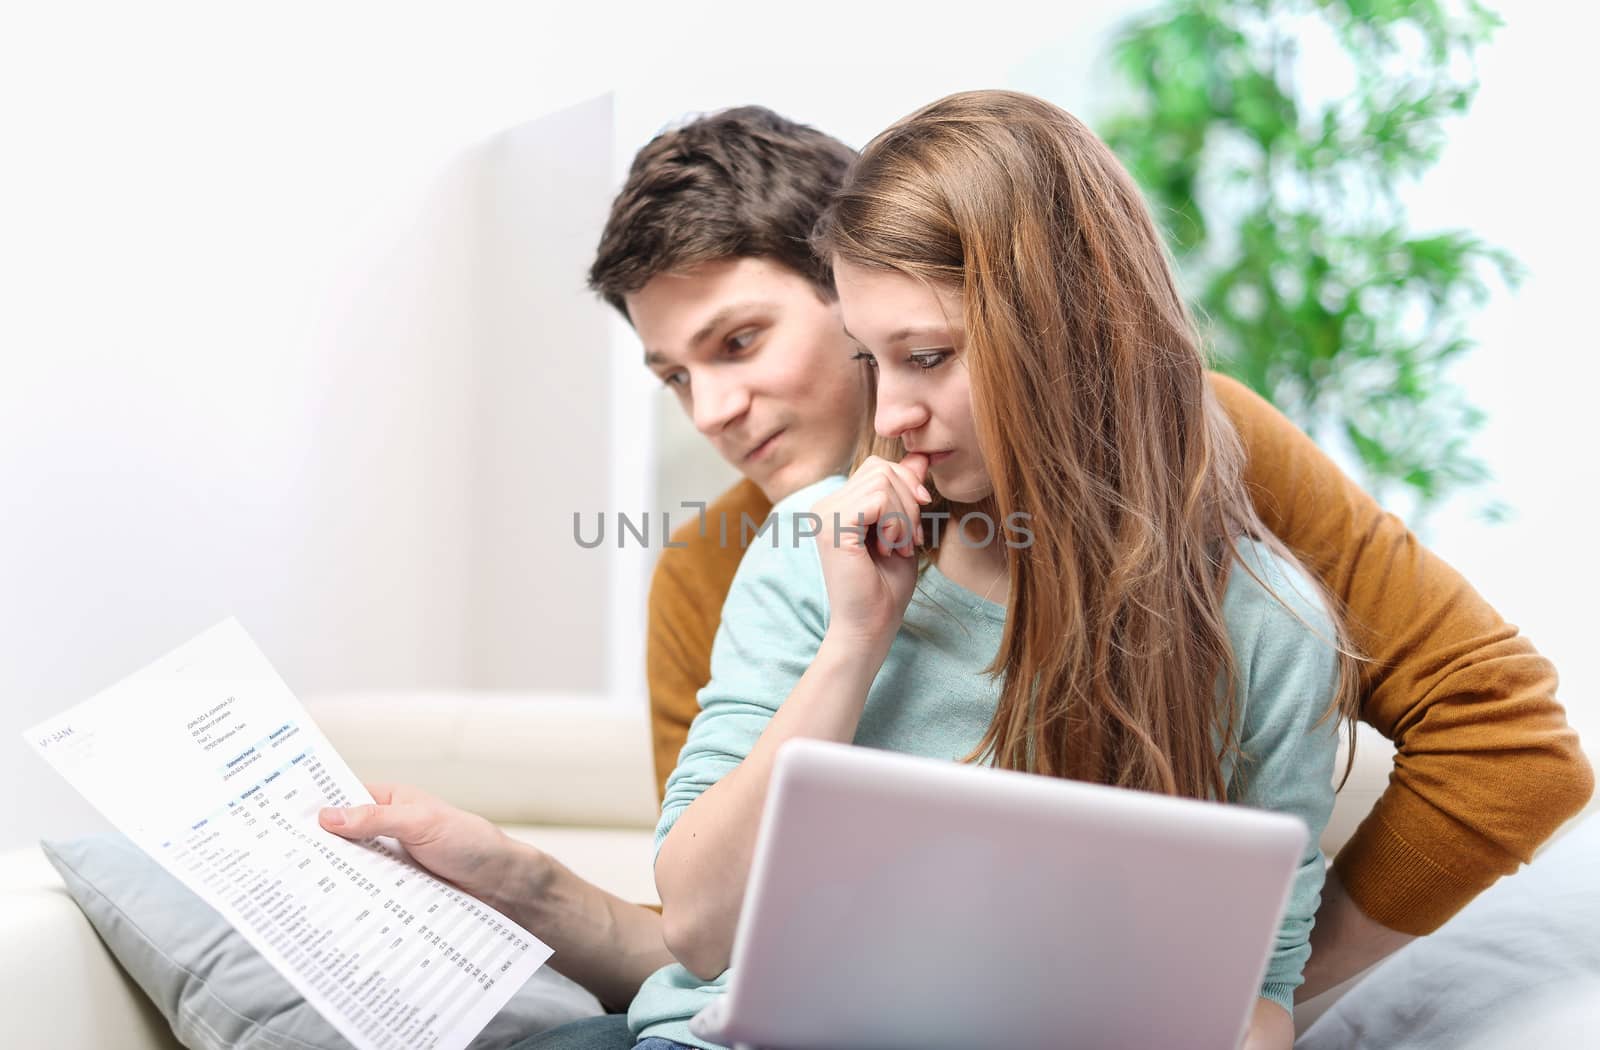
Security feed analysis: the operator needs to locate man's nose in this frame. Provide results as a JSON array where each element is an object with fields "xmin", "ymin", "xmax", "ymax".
[{"xmin": 691, "ymin": 371, "xmax": 753, "ymax": 435}]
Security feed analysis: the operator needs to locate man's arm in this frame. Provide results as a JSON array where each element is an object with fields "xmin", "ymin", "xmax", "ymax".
[
  {"xmin": 1211, "ymin": 373, "xmax": 1594, "ymax": 972},
  {"xmin": 488, "ymin": 846, "xmax": 673, "ymax": 1013},
  {"xmin": 320, "ymin": 785, "xmax": 672, "ymax": 1014}
]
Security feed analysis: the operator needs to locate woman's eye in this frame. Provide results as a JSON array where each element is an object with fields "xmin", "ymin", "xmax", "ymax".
[
  {"xmin": 850, "ymin": 350, "xmax": 878, "ymax": 369},
  {"xmin": 661, "ymin": 371, "xmax": 688, "ymax": 390},
  {"xmin": 727, "ymin": 329, "xmax": 759, "ymax": 353},
  {"xmin": 910, "ymin": 350, "xmax": 952, "ymax": 370}
]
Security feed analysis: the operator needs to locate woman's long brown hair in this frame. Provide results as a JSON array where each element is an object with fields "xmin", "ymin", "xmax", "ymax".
[{"xmin": 814, "ymin": 90, "xmax": 1359, "ymax": 800}]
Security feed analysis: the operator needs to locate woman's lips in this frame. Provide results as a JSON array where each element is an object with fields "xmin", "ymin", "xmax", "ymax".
[{"xmin": 926, "ymin": 450, "xmax": 956, "ymax": 465}]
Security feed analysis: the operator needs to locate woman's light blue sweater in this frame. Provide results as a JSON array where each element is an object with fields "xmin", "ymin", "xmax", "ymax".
[{"xmin": 630, "ymin": 476, "xmax": 1341, "ymax": 1048}]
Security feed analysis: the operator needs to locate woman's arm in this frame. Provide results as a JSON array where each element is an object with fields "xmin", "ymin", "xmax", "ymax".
[
  {"xmin": 1241, "ymin": 998, "xmax": 1294, "ymax": 1050},
  {"xmin": 656, "ymin": 634, "xmax": 887, "ymax": 979},
  {"xmin": 1298, "ymin": 867, "xmax": 1415, "ymax": 1000},
  {"xmin": 1224, "ymin": 542, "xmax": 1343, "ymax": 1012},
  {"xmin": 655, "ymin": 457, "xmax": 929, "ymax": 980}
]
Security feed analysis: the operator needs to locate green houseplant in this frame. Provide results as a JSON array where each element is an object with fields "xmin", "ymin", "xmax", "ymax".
[{"xmin": 1098, "ymin": 0, "xmax": 1518, "ymax": 522}]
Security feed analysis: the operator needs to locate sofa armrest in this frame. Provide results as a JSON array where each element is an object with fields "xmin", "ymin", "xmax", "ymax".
[
  {"xmin": 0, "ymin": 846, "xmax": 181, "ymax": 1050},
  {"xmin": 306, "ymin": 691, "xmax": 660, "ymax": 829},
  {"xmin": 1322, "ymin": 721, "xmax": 1394, "ymax": 858},
  {"xmin": 308, "ymin": 691, "xmax": 1391, "ymax": 849}
]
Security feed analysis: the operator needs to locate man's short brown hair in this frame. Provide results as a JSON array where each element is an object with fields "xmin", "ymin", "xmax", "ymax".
[{"xmin": 588, "ymin": 106, "xmax": 856, "ymax": 317}]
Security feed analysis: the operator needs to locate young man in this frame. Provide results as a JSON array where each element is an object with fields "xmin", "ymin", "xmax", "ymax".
[{"xmin": 323, "ymin": 106, "xmax": 1592, "ymax": 1047}]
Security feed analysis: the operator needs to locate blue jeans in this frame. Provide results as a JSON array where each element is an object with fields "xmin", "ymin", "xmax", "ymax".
[
  {"xmin": 504, "ymin": 1014, "xmax": 632, "ymax": 1050},
  {"xmin": 502, "ymin": 1014, "xmax": 698, "ymax": 1050}
]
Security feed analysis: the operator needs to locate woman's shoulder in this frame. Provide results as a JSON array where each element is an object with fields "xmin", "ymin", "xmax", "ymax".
[
  {"xmin": 1221, "ymin": 538, "xmax": 1344, "ymax": 767},
  {"xmin": 771, "ymin": 474, "xmax": 849, "ymax": 516},
  {"xmin": 721, "ymin": 474, "xmax": 848, "ymax": 600},
  {"xmin": 1222, "ymin": 536, "xmax": 1337, "ymax": 655}
]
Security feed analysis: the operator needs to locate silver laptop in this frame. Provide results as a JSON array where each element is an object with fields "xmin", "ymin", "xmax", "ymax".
[{"xmin": 688, "ymin": 738, "xmax": 1306, "ymax": 1050}]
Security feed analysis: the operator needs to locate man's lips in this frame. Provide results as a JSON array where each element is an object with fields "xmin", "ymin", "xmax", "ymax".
[{"xmin": 743, "ymin": 429, "xmax": 785, "ymax": 461}]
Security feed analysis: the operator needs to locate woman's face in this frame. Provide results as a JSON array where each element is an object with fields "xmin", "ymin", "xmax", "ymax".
[{"xmin": 832, "ymin": 259, "xmax": 991, "ymax": 503}]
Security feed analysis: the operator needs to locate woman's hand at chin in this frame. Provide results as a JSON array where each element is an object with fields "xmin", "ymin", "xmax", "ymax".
[{"xmin": 810, "ymin": 453, "xmax": 931, "ymax": 654}]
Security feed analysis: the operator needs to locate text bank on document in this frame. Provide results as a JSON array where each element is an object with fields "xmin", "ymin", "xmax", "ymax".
[{"xmin": 22, "ymin": 619, "xmax": 553, "ymax": 1050}]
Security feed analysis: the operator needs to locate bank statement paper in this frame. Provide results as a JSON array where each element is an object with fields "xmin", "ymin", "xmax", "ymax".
[{"xmin": 23, "ymin": 619, "xmax": 552, "ymax": 1050}]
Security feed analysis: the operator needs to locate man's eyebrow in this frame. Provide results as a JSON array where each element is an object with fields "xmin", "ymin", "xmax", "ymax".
[
  {"xmin": 689, "ymin": 301, "xmax": 779, "ymax": 348},
  {"xmin": 642, "ymin": 301, "xmax": 780, "ymax": 368}
]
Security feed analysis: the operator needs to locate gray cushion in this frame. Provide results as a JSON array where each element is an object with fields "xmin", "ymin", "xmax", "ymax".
[
  {"xmin": 41, "ymin": 833, "xmax": 605, "ymax": 1049},
  {"xmin": 1297, "ymin": 812, "xmax": 1600, "ymax": 1049}
]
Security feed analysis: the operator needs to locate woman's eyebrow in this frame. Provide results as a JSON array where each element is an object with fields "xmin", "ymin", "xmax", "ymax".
[{"xmin": 841, "ymin": 322, "xmax": 952, "ymax": 346}]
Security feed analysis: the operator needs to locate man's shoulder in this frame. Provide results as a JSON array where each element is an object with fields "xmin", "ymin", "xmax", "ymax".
[
  {"xmin": 651, "ymin": 474, "xmax": 851, "ymax": 591},
  {"xmin": 652, "ymin": 479, "xmax": 773, "ymax": 601},
  {"xmin": 664, "ymin": 478, "xmax": 775, "ymax": 547},
  {"xmin": 660, "ymin": 475, "xmax": 846, "ymax": 554},
  {"xmin": 1206, "ymin": 370, "xmax": 1277, "ymax": 434}
]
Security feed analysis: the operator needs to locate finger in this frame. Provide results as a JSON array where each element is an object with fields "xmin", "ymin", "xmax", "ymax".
[
  {"xmin": 897, "ymin": 452, "xmax": 932, "ymax": 498},
  {"xmin": 844, "ymin": 459, "xmax": 920, "ymax": 555},
  {"xmin": 883, "ymin": 459, "xmax": 929, "ymax": 504},
  {"xmin": 884, "ymin": 461, "xmax": 932, "ymax": 543},
  {"xmin": 320, "ymin": 802, "xmax": 426, "ymax": 842},
  {"xmin": 833, "ymin": 490, "xmax": 885, "ymax": 553},
  {"xmin": 865, "ymin": 490, "xmax": 901, "ymax": 558},
  {"xmin": 873, "ymin": 464, "xmax": 924, "ymax": 554},
  {"xmin": 861, "ymin": 479, "xmax": 907, "ymax": 557}
]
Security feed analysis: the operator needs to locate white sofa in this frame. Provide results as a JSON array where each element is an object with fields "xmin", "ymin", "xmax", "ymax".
[{"xmin": 2, "ymin": 692, "xmax": 1398, "ymax": 1049}]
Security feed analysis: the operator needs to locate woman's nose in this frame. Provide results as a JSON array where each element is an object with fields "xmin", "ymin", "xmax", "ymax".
[{"xmin": 873, "ymin": 380, "xmax": 930, "ymax": 440}]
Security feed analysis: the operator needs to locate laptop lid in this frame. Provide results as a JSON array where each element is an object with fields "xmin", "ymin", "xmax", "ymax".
[{"xmin": 691, "ymin": 738, "xmax": 1306, "ymax": 1050}]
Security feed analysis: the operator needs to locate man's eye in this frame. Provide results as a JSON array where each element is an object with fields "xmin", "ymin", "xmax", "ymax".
[
  {"xmin": 910, "ymin": 350, "xmax": 952, "ymax": 370},
  {"xmin": 850, "ymin": 350, "xmax": 878, "ymax": 369}
]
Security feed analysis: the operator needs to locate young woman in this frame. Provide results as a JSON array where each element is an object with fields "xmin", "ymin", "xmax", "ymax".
[{"xmin": 634, "ymin": 90, "xmax": 1360, "ymax": 1050}]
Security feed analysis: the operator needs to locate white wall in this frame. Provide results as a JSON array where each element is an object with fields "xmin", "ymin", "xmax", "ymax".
[
  {"xmin": 467, "ymin": 95, "xmax": 622, "ymax": 693},
  {"xmin": 0, "ymin": 7, "xmax": 634, "ymax": 847}
]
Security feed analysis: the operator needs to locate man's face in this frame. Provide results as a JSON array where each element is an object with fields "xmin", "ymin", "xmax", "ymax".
[{"xmin": 629, "ymin": 257, "xmax": 869, "ymax": 502}]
